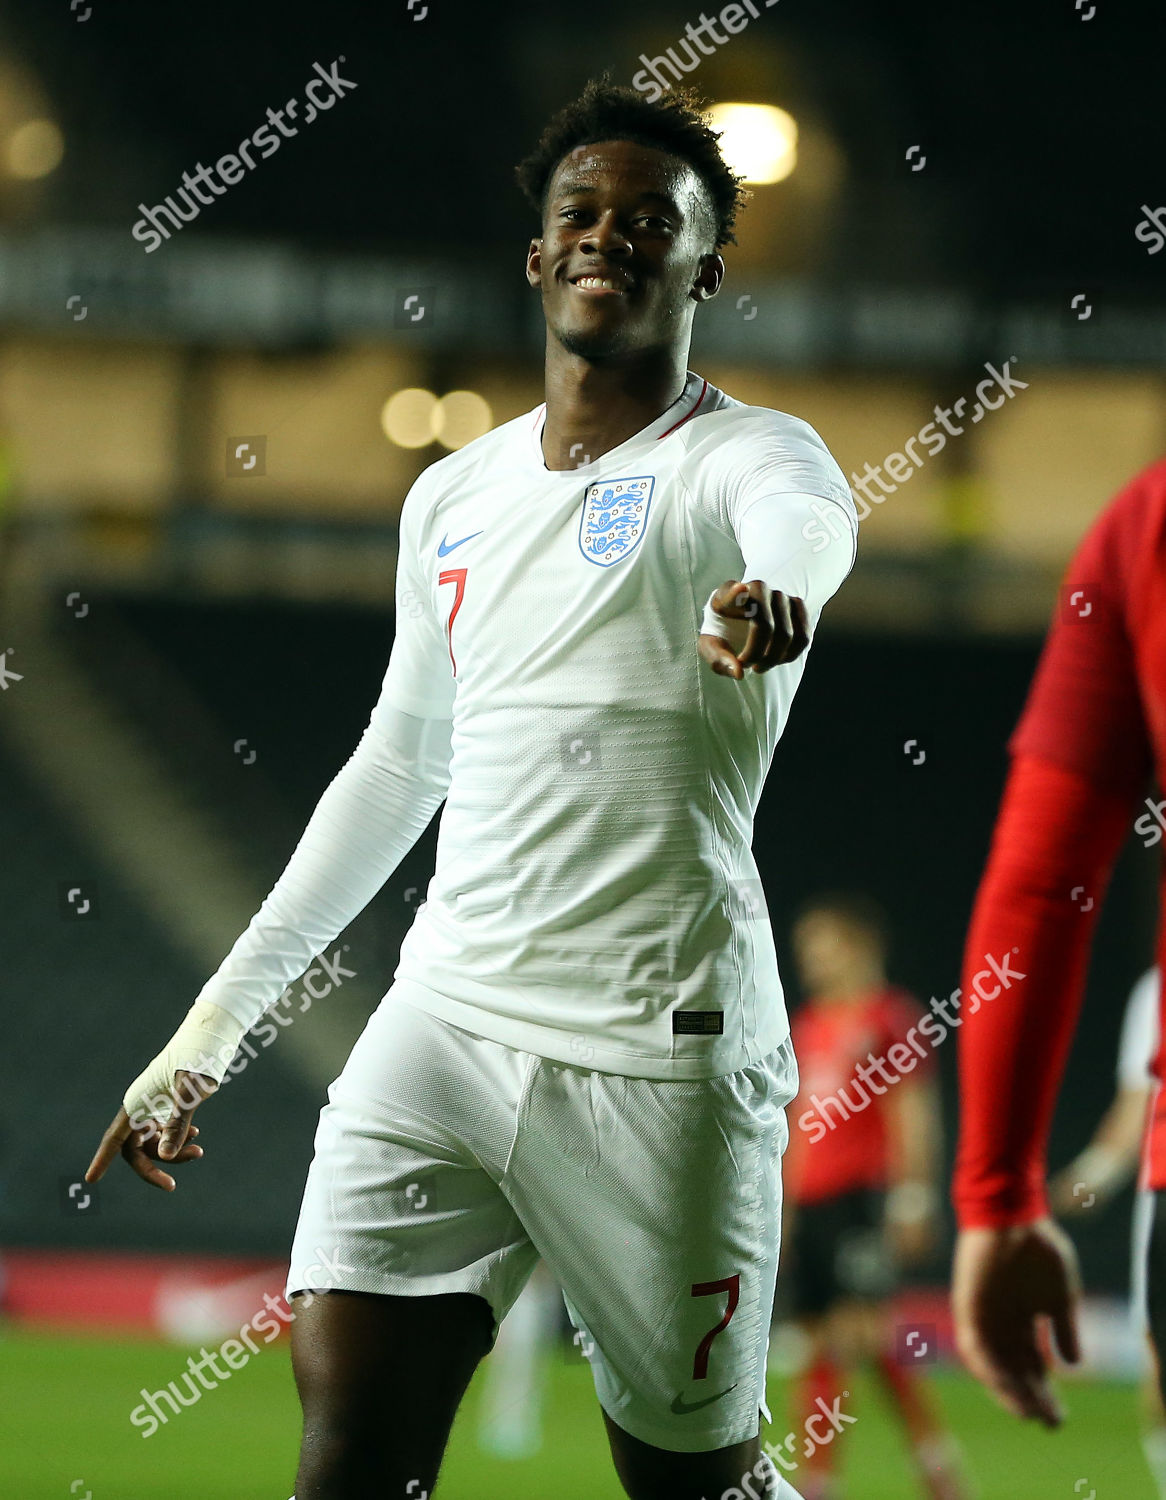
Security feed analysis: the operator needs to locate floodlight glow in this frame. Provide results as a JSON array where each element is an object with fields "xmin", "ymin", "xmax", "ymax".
[
  {"xmin": 381, "ymin": 388, "xmax": 438, "ymax": 448},
  {"xmin": 7, "ymin": 118, "xmax": 64, "ymax": 179},
  {"xmin": 707, "ymin": 103, "xmax": 797, "ymax": 185},
  {"xmin": 435, "ymin": 390, "xmax": 493, "ymax": 450}
]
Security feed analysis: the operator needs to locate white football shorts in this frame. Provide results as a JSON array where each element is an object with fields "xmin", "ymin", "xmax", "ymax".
[{"xmin": 287, "ymin": 977, "xmax": 798, "ymax": 1453}]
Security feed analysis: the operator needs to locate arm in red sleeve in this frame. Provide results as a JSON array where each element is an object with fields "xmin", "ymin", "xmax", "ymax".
[
  {"xmin": 952, "ymin": 754, "xmax": 1134, "ymax": 1227},
  {"xmin": 953, "ymin": 487, "xmax": 1153, "ymax": 1230}
]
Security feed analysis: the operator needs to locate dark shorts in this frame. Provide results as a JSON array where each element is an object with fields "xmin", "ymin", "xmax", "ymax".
[
  {"xmin": 785, "ymin": 1187, "xmax": 896, "ymax": 1320},
  {"xmin": 1147, "ymin": 1190, "xmax": 1166, "ymax": 1403}
]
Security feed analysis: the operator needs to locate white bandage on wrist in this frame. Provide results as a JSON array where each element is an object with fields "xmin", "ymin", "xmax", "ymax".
[
  {"xmin": 122, "ymin": 999, "xmax": 249, "ymax": 1129},
  {"xmin": 700, "ymin": 588, "xmax": 729, "ymax": 638},
  {"xmin": 700, "ymin": 589, "xmax": 755, "ymax": 659}
]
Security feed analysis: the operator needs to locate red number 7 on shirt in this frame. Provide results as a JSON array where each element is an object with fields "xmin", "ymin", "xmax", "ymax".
[{"xmin": 438, "ymin": 568, "xmax": 467, "ymax": 675}]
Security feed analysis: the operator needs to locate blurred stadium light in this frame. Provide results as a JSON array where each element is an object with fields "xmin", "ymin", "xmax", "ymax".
[{"xmin": 707, "ymin": 101, "xmax": 798, "ymax": 184}]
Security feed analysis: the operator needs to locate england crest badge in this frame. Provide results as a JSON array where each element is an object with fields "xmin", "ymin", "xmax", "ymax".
[{"xmin": 578, "ymin": 476, "xmax": 655, "ymax": 568}]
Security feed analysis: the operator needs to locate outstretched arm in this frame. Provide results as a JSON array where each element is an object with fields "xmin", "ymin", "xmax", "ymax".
[
  {"xmin": 87, "ymin": 699, "xmax": 453, "ymax": 1188},
  {"xmin": 183, "ymin": 699, "xmax": 453, "ymax": 1043},
  {"xmin": 698, "ymin": 488, "xmax": 856, "ymax": 678},
  {"xmin": 88, "ymin": 474, "xmax": 456, "ymax": 1188},
  {"xmin": 690, "ymin": 411, "xmax": 857, "ymax": 680}
]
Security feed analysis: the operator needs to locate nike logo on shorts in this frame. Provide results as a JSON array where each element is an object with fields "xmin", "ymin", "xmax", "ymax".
[
  {"xmin": 669, "ymin": 1382, "xmax": 738, "ymax": 1415},
  {"xmin": 437, "ymin": 530, "xmax": 483, "ymax": 556}
]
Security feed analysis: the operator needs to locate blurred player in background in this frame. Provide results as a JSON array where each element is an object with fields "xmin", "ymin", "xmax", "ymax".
[
  {"xmin": 1049, "ymin": 966, "xmax": 1164, "ymax": 1494},
  {"xmin": 475, "ymin": 1260, "xmax": 562, "ymax": 1458},
  {"xmin": 952, "ymin": 456, "xmax": 1166, "ymax": 1430},
  {"xmin": 783, "ymin": 894, "xmax": 972, "ymax": 1500}
]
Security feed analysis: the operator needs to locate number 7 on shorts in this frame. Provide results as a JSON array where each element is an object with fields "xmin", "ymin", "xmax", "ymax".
[{"xmin": 690, "ymin": 1272, "xmax": 739, "ymax": 1380}]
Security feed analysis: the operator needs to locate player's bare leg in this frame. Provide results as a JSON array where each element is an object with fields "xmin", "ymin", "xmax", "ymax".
[
  {"xmin": 291, "ymin": 1288, "xmax": 494, "ymax": 1498},
  {"xmin": 795, "ymin": 1314, "xmax": 845, "ymax": 1500},
  {"xmin": 602, "ymin": 1411, "xmax": 801, "ymax": 1500},
  {"xmin": 850, "ymin": 1303, "xmax": 972, "ymax": 1500}
]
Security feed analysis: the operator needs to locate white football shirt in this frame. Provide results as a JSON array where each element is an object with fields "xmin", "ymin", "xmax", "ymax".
[
  {"xmin": 1118, "ymin": 966, "xmax": 1160, "ymax": 1091},
  {"xmin": 1116, "ymin": 967, "xmax": 1159, "ymax": 1193},
  {"xmin": 374, "ymin": 370, "xmax": 857, "ymax": 1076}
]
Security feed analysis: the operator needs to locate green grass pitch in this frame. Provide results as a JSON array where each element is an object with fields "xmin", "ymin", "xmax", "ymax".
[{"xmin": 0, "ymin": 1327, "xmax": 1154, "ymax": 1499}]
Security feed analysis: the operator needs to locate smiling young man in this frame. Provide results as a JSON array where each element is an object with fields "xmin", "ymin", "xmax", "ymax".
[{"xmin": 86, "ymin": 79, "xmax": 857, "ymax": 1498}]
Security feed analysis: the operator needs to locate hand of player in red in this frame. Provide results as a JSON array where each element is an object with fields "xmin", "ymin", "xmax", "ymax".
[
  {"xmin": 698, "ymin": 580, "xmax": 810, "ymax": 680},
  {"xmin": 84, "ymin": 1069, "xmax": 216, "ymax": 1193},
  {"xmin": 951, "ymin": 1219, "xmax": 1082, "ymax": 1428}
]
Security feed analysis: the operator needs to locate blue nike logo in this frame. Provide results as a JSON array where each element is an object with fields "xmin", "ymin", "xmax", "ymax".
[{"xmin": 437, "ymin": 530, "xmax": 483, "ymax": 556}]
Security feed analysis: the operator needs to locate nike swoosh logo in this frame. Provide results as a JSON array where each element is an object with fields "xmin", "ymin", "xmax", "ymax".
[
  {"xmin": 669, "ymin": 1383, "xmax": 738, "ymax": 1415},
  {"xmin": 437, "ymin": 530, "xmax": 483, "ymax": 556}
]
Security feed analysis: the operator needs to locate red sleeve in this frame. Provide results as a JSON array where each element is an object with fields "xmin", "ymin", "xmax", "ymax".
[
  {"xmin": 953, "ymin": 489, "xmax": 1152, "ymax": 1229},
  {"xmin": 952, "ymin": 756, "xmax": 1134, "ymax": 1227},
  {"xmin": 1008, "ymin": 483, "xmax": 1151, "ymax": 797}
]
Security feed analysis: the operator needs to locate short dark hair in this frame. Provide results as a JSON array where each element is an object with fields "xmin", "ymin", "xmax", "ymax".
[
  {"xmin": 794, "ymin": 892, "xmax": 890, "ymax": 956},
  {"xmin": 515, "ymin": 74, "xmax": 749, "ymax": 251}
]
